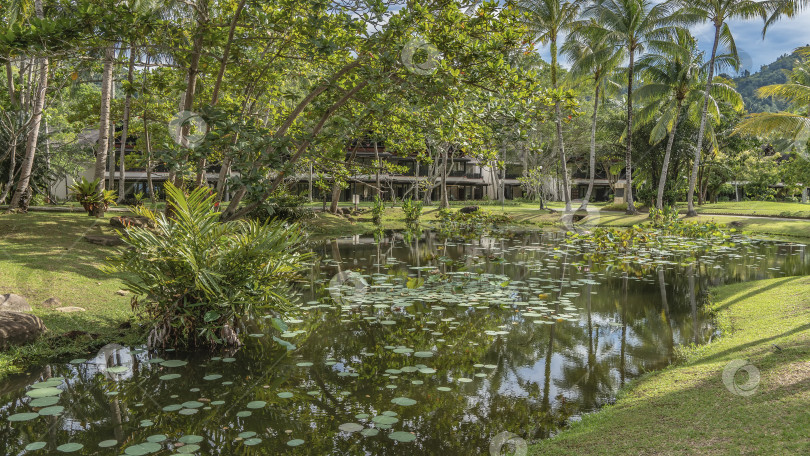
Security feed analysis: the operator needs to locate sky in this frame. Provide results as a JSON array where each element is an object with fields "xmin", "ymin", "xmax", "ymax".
[{"xmin": 539, "ymin": 11, "xmax": 810, "ymax": 73}]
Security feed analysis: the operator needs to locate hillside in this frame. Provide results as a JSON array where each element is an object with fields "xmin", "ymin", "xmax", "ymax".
[{"xmin": 721, "ymin": 51, "xmax": 803, "ymax": 113}]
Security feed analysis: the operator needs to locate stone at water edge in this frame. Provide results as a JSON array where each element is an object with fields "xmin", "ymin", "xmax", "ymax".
[
  {"xmin": 115, "ymin": 290, "xmax": 129, "ymax": 296},
  {"xmin": 42, "ymin": 297, "xmax": 61, "ymax": 308},
  {"xmin": 56, "ymin": 307, "xmax": 86, "ymax": 313},
  {"xmin": 0, "ymin": 311, "xmax": 46, "ymax": 348},
  {"xmin": 0, "ymin": 294, "xmax": 32, "ymax": 312}
]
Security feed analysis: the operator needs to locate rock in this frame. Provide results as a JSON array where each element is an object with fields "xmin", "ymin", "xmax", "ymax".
[
  {"xmin": 42, "ymin": 297, "xmax": 61, "ymax": 308},
  {"xmin": 109, "ymin": 216, "xmax": 153, "ymax": 229},
  {"xmin": 55, "ymin": 306, "xmax": 86, "ymax": 313},
  {"xmin": 115, "ymin": 290, "xmax": 129, "ymax": 296},
  {"xmin": 83, "ymin": 234, "xmax": 124, "ymax": 247},
  {"xmin": 0, "ymin": 294, "xmax": 32, "ymax": 312},
  {"xmin": 0, "ymin": 311, "xmax": 46, "ymax": 348},
  {"xmin": 459, "ymin": 206, "xmax": 480, "ymax": 214}
]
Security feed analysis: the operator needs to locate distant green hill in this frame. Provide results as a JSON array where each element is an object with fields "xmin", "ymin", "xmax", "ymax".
[{"xmin": 719, "ymin": 50, "xmax": 805, "ymax": 113}]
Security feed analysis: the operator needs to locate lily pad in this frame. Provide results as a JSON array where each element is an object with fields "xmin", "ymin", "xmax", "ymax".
[
  {"xmin": 160, "ymin": 360, "xmax": 187, "ymax": 368},
  {"xmin": 339, "ymin": 422, "xmax": 364, "ymax": 433},
  {"xmin": 286, "ymin": 439, "xmax": 305, "ymax": 447},
  {"xmin": 246, "ymin": 401, "xmax": 266, "ymax": 409},
  {"xmin": 388, "ymin": 431, "xmax": 416, "ymax": 443},
  {"xmin": 25, "ymin": 442, "xmax": 47, "ymax": 450},
  {"xmin": 57, "ymin": 443, "xmax": 84, "ymax": 453},
  {"xmin": 390, "ymin": 397, "xmax": 417, "ymax": 406},
  {"xmin": 29, "ymin": 396, "xmax": 60, "ymax": 407},
  {"xmin": 98, "ymin": 440, "xmax": 118, "ymax": 448},
  {"xmin": 8, "ymin": 412, "xmax": 38, "ymax": 422}
]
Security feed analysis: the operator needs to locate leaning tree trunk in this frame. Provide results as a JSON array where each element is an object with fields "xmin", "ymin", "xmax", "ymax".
[
  {"xmin": 143, "ymin": 114, "xmax": 155, "ymax": 204},
  {"xmin": 656, "ymin": 100, "xmax": 683, "ymax": 210},
  {"xmin": 688, "ymin": 23, "xmax": 721, "ymax": 216},
  {"xmin": 118, "ymin": 44, "xmax": 136, "ymax": 202},
  {"xmin": 9, "ymin": 11, "xmax": 48, "ymax": 211},
  {"xmin": 1, "ymin": 134, "xmax": 16, "ymax": 204},
  {"xmin": 624, "ymin": 49, "xmax": 637, "ymax": 214},
  {"xmin": 579, "ymin": 85, "xmax": 600, "ymax": 211},
  {"xmin": 92, "ymin": 45, "xmax": 115, "ymax": 217},
  {"xmin": 374, "ymin": 140, "xmax": 381, "ymax": 197},
  {"xmin": 329, "ymin": 182, "xmax": 341, "ymax": 213}
]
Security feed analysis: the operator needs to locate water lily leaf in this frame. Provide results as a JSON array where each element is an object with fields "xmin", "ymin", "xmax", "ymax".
[
  {"xmin": 203, "ymin": 374, "xmax": 222, "ymax": 381},
  {"xmin": 339, "ymin": 423, "xmax": 364, "ymax": 433},
  {"xmin": 246, "ymin": 401, "xmax": 266, "ymax": 409},
  {"xmin": 57, "ymin": 443, "xmax": 84, "ymax": 453},
  {"xmin": 176, "ymin": 444, "xmax": 200, "ymax": 453},
  {"xmin": 25, "ymin": 387, "xmax": 62, "ymax": 398},
  {"xmin": 29, "ymin": 396, "xmax": 60, "ymax": 407},
  {"xmin": 390, "ymin": 397, "xmax": 417, "ymax": 406},
  {"xmin": 238, "ymin": 431, "xmax": 257, "ymax": 439},
  {"xmin": 25, "ymin": 442, "xmax": 47, "ymax": 450},
  {"xmin": 37, "ymin": 405, "xmax": 64, "ymax": 416},
  {"xmin": 178, "ymin": 435, "xmax": 203, "ymax": 444},
  {"xmin": 276, "ymin": 392, "xmax": 293, "ymax": 399},
  {"xmin": 159, "ymin": 374, "xmax": 181, "ymax": 381},
  {"xmin": 8, "ymin": 412, "xmax": 38, "ymax": 422},
  {"xmin": 236, "ymin": 411, "xmax": 252, "ymax": 417},
  {"xmin": 286, "ymin": 439, "xmax": 305, "ymax": 447},
  {"xmin": 98, "ymin": 440, "xmax": 118, "ymax": 448},
  {"xmin": 388, "ymin": 431, "xmax": 416, "ymax": 442},
  {"xmin": 160, "ymin": 360, "xmax": 187, "ymax": 368},
  {"xmin": 244, "ymin": 438, "xmax": 262, "ymax": 446}
]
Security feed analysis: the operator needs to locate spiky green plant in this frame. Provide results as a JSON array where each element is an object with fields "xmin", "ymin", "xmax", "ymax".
[{"xmin": 106, "ymin": 183, "xmax": 309, "ymax": 348}]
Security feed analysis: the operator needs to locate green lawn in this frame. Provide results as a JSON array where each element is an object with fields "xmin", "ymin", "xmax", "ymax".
[
  {"xmin": 0, "ymin": 212, "xmax": 138, "ymax": 379},
  {"xmin": 688, "ymin": 201, "xmax": 810, "ymax": 218},
  {"xmin": 532, "ymin": 275, "xmax": 810, "ymax": 455}
]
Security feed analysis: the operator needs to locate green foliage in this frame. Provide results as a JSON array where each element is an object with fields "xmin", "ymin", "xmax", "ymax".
[
  {"xmin": 401, "ymin": 198, "xmax": 423, "ymax": 228},
  {"xmin": 435, "ymin": 207, "xmax": 512, "ymax": 238},
  {"xmin": 106, "ymin": 183, "xmax": 309, "ymax": 348},
  {"xmin": 68, "ymin": 177, "xmax": 116, "ymax": 213},
  {"xmin": 371, "ymin": 195, "xmax": 384, "ymax": 226},
  {"xmin": 648, "ymin": 205, "xmax": 680, "ymax": 227}
]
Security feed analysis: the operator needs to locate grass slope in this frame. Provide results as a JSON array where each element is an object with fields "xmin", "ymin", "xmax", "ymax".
[
  {"xmin": 532, "ymin": 276, "xmax": 810, "ymax": 455},
  {"xmin": 0, "ymin": 212, "xmax": 139, "ymax": 379}
]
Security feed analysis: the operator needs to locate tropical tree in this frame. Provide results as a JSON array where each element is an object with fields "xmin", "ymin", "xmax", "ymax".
[
  {"xmin": 635, "ymin": 30, "xmax": 743, "ymax": 209},
  {"xmin": 679, "ymin": 0, "xmax": 766, "ymax": 216},
  {"xmin": 563, "ymin": 20, "xmax": 622, "ymax": 210},
  {"xmin": 519, "ymin": 0, "xmax": 583, "ymax": 212},
  {"xmin": 584, "ymin": 0, "xmax": 686, "ymax": 214}
]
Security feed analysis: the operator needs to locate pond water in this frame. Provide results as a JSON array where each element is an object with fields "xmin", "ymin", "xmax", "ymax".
[{"xmin": 1, "ymin": 230, "xmax": 808, "ymax": 455}]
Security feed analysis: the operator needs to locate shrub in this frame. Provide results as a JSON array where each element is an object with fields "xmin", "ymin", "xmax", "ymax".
[
  {"xmin": 69, "ymin": 177, "xmax": 116, "ymax": 215},
  {"xmin": 401, "ymin": 198, "xmax": 423, "ymax": 227},
  {"xmin": 371, "ymin": 195, "xmax": 385, "ymax": 225},
  {"xmin": 107, "ymin": 183, "xmax": 310, "ymax": 348},
  {"xmin": 246, "ymin": 192, "xmax": 313, "ymax": 222}
]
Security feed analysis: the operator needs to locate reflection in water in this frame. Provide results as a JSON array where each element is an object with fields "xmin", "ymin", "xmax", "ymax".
[{"xmin": 0, "ymin": 231, "xmax": 808, "ymax": 455}]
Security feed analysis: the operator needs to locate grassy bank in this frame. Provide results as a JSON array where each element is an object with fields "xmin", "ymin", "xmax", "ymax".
[
  {"xmin": 0, "ymin": 212, "xmax": 139, "ymax": 379},
  {"xmin": 532, "ymin": 275, "xmax": 810, "ymax": 455}
]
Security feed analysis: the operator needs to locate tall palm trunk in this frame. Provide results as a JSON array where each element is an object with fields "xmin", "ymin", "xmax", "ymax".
[
  {"xmin": 92, "ymin": 45, "xmax": 115, "ymax": 216},
  {"xmin": 656, "ymin": 99, "xmax": 683, "ymax": 210},
  {"xmin": 688, "ymin": 23, "xmax": 721, "ymax": 216},
  {"xmin": 551, "ymin": 40, "xmax": 572, "ymax": 211},
  {"xmin": 374, "ymin": 140, "xmax": 381, "ymax": 197},
  {"xmin": 579, "ymin": 85, "xmax": 600, "ymax": 210},
  {"xmin": 440, "ymin": 146, "xmax": 449, "ymax": 208},
  {"xmin": 142, "ymin": 114, "xmax": 155, "ymax": 204},
  {"xmin": 9, "ymin": 0, "xmax": 48, "ymax": 210},
  {"xmin": 118, "ymin": 45, "xmax": 136, "ymax": 202},
  {"xmin": 624, "ymin": 50, "xmax": 637, "ymax": 214}
]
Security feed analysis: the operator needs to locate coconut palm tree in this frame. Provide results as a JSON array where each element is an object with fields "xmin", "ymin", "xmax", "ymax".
[
  {"xmin": 679, "ymin": 0, "xmax": 766, "ymax": 216},
  {"xmin": 735, "ymin": 47, "xmax": 810, "ymax": 155},
  {"xmin": 635, "ymin": 30, "xmax": 743, "ymax": 209},
  {"xmin": 518, "ymin": 0, "xmax": 584, "ymax": 212},
  {"xmin": 583, "ymin": 0, "xmax": 687, "ymax": 214},
  {"xmin": 562, "ymin": 21, "xmax": 622, "ymax": 211}
]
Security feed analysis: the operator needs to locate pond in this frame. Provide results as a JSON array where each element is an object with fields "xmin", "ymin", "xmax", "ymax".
[{"xmin": 1, "ymin": 230, "xmax": 808, "ymax": 455}]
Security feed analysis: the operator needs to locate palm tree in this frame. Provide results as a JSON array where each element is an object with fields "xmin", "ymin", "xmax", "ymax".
[
  {"xmin": 519, "ymin": 0, "xmax": 583, "ymax": 212},
  {"xmin": 584, "ymin": 0, "xmax": 686, "ymax": 214},
  {"xmin": 635, "ymin": 30, "xmax": 743, "ymax": 209},
  {"xmin": 563, "ymin": 21, "xmax": 622, "ymax": 211},
  {"xmin": 680, "ymin": 0, "xmax": 766, "ymax": 216},
  {"xmin": 735, "ymin": 47, "xmax": 810, "ymax": 157}
]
